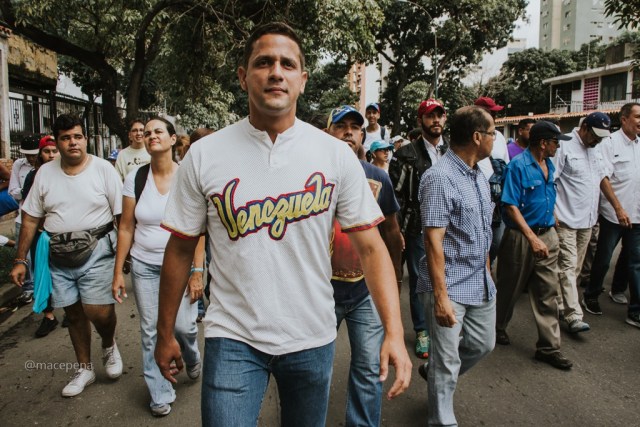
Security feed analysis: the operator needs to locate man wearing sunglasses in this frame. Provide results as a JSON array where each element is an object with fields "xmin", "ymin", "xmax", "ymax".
[{"xmin": 496, "ymin": 121, "xmax": 574, "ymax": 370}]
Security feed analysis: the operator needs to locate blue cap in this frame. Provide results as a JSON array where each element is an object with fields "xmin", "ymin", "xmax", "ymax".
[
  {"xmin": 366, "ymin": 102, "xmax": 380, "ymax": 112},
  {"xmin": 369, "ymin": 140, "xmax": 394, "ymax": 152},
  {"xmin": 107, "ymin": 149, "xmax": 119, "ymax": 161},
  {"xmin": 584, "ymin": 112, "xmax": 611, "ymax": 138},
  {"xmin": 328, "ymin": 105, "xmax": 364, "ymax": 128}
]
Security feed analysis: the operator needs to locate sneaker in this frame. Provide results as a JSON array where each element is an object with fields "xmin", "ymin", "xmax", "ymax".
[
  {"xmin": 102, "ymin": 342, "xmax": 123, "ymax": 379},
  {"xmin": 186, "ymin": 361, "xmax": 201, "ymax": 380},
  {"xmin": 15, "ymin": 292, "xmax": 33, "ymax": 307},
  {"xmin": 61, "ymin": 368, "xmax": 96, "ymax": 397},
  {"xmin": 534, "ymin": 351, "xmax": 573, "ymax": 370},
  {"xmin": 582, "ymin": 297, "xmax": 602, "ymax": 315},
  {"xmin": 418, "ymin": 362, "xmax": 429, "ymax": 382},
  {"xmin": 625, "ymin": 313, "xmax": 640, "ymax": 328},
  {"xmin": 35, "ymin": 316, "xmax": 58, "ymax": 338},
  {"xmin": 151, "ymin": 403, "xmax": 172, "ymax": 417},
  {"xmin": 415, "ymin": 331, "xmax": 430, "ymax": 359},
  {"xmin": 609, "ymin": 291, "xmax": 628, "ymax": 305},
  {"xmin": 61, "ymin": 314, "xmax": 69, "ymax": 328},
  {"xmin": 567, "ymin": 319, "xmax": 590, "ymax": 334},
  {"xmin": 496, "ymin": 329, "xmax": 510, "ymax": 345}
]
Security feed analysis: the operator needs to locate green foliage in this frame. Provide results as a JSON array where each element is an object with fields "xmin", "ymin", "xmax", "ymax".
[
  {"xmin": 376, "ymin": 0, "xmax": 527, "ymax": 133},
  {"xmin": 604, "ymin": 0, "xmax": 640, "ymax": 29},
  {"xmin": 2, "ymin": 0, "xmax": 384, "ymax": 143}
]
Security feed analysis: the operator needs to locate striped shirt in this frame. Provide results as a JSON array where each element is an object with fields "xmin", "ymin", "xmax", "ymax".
[{"xmin": 416, "ymin": 150, "xmax": 496, "ymax": 305}]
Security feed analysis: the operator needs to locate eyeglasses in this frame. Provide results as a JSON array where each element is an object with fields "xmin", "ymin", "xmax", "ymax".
[{"xmin": 476, "ymin": 130, "xmax": 497, "ymax": 139}]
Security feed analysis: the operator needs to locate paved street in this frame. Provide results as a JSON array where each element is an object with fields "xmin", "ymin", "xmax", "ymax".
[{"xmin": 1, "ymin": 262, "xmax": 638, "ymax": 426}]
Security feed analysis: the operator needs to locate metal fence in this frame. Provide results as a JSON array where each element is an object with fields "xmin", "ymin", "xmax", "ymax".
[{"xmin": 8, "ymin": 91, "xmax": 122, "ymax": 160}]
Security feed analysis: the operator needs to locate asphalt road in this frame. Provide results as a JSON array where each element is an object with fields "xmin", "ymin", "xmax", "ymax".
[{"xmin": 0, "ymin": 261, "xmax": 638, "ymax": 426}]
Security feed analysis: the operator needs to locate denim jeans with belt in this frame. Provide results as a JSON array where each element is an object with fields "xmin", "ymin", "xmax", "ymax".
[
  {"xmin": 335, "ymin": 295, "xmax": 384, "ymax": 427},
  {"xmin": 201, "ymin": 338, "xmax": 335, "ymax": 427},
  {"xmin": 585, "ymin": 217, "xmax": 640, "ymax": 315},
  {"xmin": 131, "ymin": 257, "xmax": 200, "ymax": 409}
]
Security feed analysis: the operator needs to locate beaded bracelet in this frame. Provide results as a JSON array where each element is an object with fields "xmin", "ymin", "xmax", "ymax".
[{"xmin": 13, "ymin": 258, "xmax": 29, "ymax": 267}]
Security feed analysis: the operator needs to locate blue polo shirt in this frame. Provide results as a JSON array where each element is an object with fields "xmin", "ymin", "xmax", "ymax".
[{"xmin": 501, "ymin": 148, "xmax": 556, "ymax": 229}]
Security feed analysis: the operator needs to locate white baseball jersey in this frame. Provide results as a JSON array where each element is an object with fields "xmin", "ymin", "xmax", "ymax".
[{"xmin": 162, "ymin": 118, "xmax": 383, "ymax": 355}]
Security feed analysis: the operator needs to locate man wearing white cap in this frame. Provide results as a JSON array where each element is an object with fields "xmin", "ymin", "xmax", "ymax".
[{"xmin": 552, "ymin": 111, "xmax": 619, "ymax": 334}]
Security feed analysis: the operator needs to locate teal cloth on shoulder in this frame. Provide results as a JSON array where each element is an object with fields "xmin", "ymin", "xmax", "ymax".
[{"xmin": 33, "ymin": 231, "xmax": 51, "ymax": 314}]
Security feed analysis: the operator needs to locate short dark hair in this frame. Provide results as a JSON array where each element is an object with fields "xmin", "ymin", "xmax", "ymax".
[
  {"xmin": 449, "ymin": 106, "xmax": 491, "ymax": 147},
  {"xmin": 190, "ymin": 127, "xmax": 215, "ymax": 144},
  {"xmin": 52, "ymin": 114, "xmax": 86, "ymax": 140},
  {"xmin": 128, "ymin": 118, "xmax": 145, "ymax": 131},
  {"xmin": 517, "ymin": 118, "xmax": 536, "ymax": 130},
  {"xmin": 620, "ymin": 102, "xmax": 640, "ymax": 118},
  {"xmin": 242, "ymin": 22, "xmax": 305, "ymax": 70},
  {"xmin": 408, "ymin": 128, "xmax": 421, "ymax": 142},
  {"xmin": 145, "ymin": 116, "xmax": 176, "ymax": 137}
]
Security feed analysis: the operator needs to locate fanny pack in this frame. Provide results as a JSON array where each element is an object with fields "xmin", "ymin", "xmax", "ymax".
[{"xmin": 49, "ymin": 223, "xmax": 114, "ymax": 268}]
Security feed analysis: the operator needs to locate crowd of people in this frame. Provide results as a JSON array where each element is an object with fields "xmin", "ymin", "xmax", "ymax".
[{"xmin": 3, "ymin": 21, "xmax": 639, "ymax": 426}]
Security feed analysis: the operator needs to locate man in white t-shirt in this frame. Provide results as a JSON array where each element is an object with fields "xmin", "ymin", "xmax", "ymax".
[
  {"xmin": 155, "ymin": 22, "xmax": 411, "ymax": 426},
  {"xmin": 115, "ymin": 119, "xmax": 150, "ymax": 180},
  {"xmin": 363, "ymin": 102, "xmax": 391, "ymax": 152},
  {"xmin": 10, "ymin": 114, "xmax": 124, "ymax": 398},
  {"xmin": 474, "ymin": 97, "xmax": 511, "ymax": 263}
]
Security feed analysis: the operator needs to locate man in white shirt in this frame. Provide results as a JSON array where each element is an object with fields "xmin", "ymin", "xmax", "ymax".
[
  {"xmin": 8, "ymin": 135, "xmax": 38, "ymax": 300},
  {"xmin": 115, "ymin": 119, "xmax": 150, "ymax": 180},
  {"xmin": 553, "ymin": 112, "xmax": 621, "ymax": 333},
  {"xmin": 363, "ymin": 102, "xmax": 390, "ymax": 152},
  {"xmin": 10, "ymin": 114, "xmax": 124, "ymax": 397},
  {"xmin": 583, "ymin": 103, "xmax": 640, "ymax": 329},
  {"xmin": 474, "ymin": 97, "xmax": 511, "ymax": 263},
  {"xmin": 154, "ymin": 23, "xmax": 411, "ymax": 426}
]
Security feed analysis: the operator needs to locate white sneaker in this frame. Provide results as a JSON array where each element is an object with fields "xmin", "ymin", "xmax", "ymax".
[
  {"xmin": 102, "ymin": 342, "xmax": 123, "ymax": 379},
  {"xmin": 61, "ymin": 368, "xmax": 95, "ymax": 397},
  {"xmin": 609, "ymin": 291, "xmax": 628, "ymax": 305},
  {"xmin": 186, "ymin": 361, "xmax": 201, "ymax": 380},
  {"xmin": 151, "ymin": 403, "xmax": 172, "ymax": 417}
]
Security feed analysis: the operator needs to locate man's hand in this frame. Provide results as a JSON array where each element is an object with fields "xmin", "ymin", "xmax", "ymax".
[
  {"xmin": 187, "ymin": 272, "xmax": 204, "ymax": 304},
  {"xmin": 155, "ymin": 335, "xmax": 183, "ymax": 384},
  {"xmin": 10, "ymin": 263, "xmax": 26, "ymax": 287},
  {"xmin": 379, "ymin": 335, "xmax": 412, "ymax": 399},
  {"xmin": 112, "ymin": 272, "xmax": 127, "ymax": 303},
  {"xmin": 528, "ymin": 235, "xmax": 549, "ymax": 259},
  {"xmin": 615, "ymin": 206, "xmax": 631, "ymax": 228},
  {"xmin": 434, "ymin": 293, "xmax": 457, "ymax": 327}
]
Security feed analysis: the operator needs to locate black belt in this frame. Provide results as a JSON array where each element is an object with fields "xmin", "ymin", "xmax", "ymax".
[
  {"xmin": 530, "ymin": 226, "xmax": 551, "ymax": 236},
  {"xmin": 89, "ymin": 222, "xmax": 114, "ymax": 240}
]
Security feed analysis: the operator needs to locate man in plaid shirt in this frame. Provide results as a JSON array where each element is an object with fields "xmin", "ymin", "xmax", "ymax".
[{"xmin": 417, "ymin": 106, "xmax": 497, "ymax": 426}]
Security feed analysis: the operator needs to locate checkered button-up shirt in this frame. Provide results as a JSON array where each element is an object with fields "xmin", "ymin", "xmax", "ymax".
[{"xmin": 416, "ymin": 150, "xmax": 496, "ymax": 305}]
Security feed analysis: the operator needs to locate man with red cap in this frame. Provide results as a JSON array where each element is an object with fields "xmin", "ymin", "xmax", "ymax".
[
  {"xmin": 389, "ymin": 98, "xmax": 448, "ymax": 361},
  {"xmin": 474, "ymin": 97, "xmax": 511, "ymax": 263}
]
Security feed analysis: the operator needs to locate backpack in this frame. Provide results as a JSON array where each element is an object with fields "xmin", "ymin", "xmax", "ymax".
[
  {"xmin": 488, "ymin": 156, "xmax": 507, "ymax": 203},
  {"xmin": 134, "ymin": 164, "xmax": 151, "ymax": 203},
  {"xmin": 363, "ymin": 126, "xmax": 386, "ymax": 140}
]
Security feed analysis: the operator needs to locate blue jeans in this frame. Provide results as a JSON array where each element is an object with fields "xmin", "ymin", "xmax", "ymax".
[
  {"xmin": 335, "ymin": 295, "xmax": 384, "ymax": 427},
  {"xmin": 405, "ymin": 232, "xmax": 426, "ymax": 332},
  {"xmin": 201, "ymin": 338, "xmax": 335, "ymax": 427},
  {"xmin": 586, "ymin": 217, "xmax": 640, "ymax": 315},
  {"xmin": 131, "ymin": 257, "xmax": 200, "ymax": 409},
  {"xmin": 611, "ymin": 245, "xmax": 629, "ymax": 294},
  {"xmin": 425, "ymin": 294, "xmax": 496, "ymax": 427}
]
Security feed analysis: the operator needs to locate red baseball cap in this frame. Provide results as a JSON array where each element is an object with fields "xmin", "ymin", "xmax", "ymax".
[
  {"xmin": 39, "ymin": 135, "xmax": 55, "ymax": 150},
  {"xmin": 474, "ymin": 97, "xmax": 504, "ymax": 112},
  {"xmin": 418, "ymin": 99, "xmax": 446, "ymax": 118}
]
